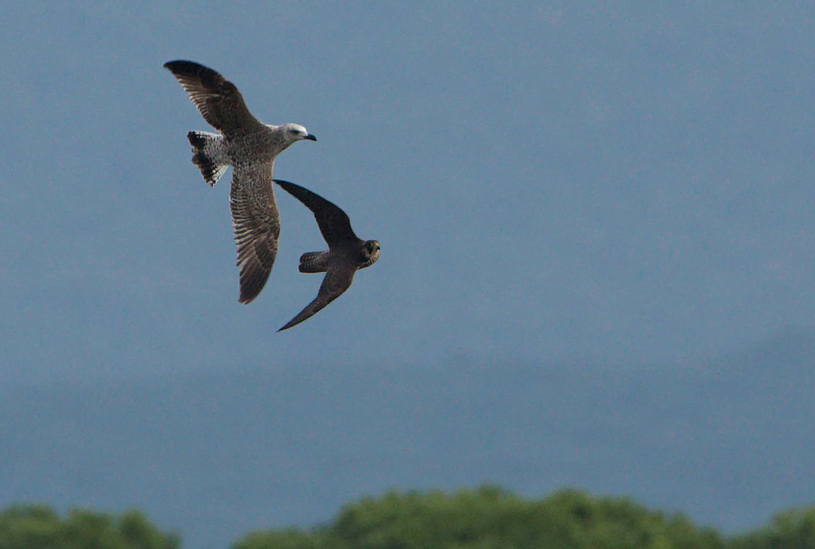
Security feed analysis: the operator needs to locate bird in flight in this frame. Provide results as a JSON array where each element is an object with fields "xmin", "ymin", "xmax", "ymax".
[
  {"xmin": 164, "ymin": 60, "xmax": 316, "ymax": 304},
  {"xmin": 274, "ymin": 180, "xmax": 380, "ymax": 331}
]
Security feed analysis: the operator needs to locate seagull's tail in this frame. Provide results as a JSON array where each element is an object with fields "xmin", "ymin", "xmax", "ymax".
[
  {"xmin": 299, "ymin": 251, "xmax": 330, "ymax": 273},
  {"xmin": 187, "ymin": 131, "xmax": 228, "ymax": 187}
]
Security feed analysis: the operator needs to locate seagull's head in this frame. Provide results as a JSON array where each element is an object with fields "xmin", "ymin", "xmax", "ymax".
[
  {"xmin": 360, "ymin": 240, "xmax": 380, "ymax": 268},
  {"xmin": 281, "ymin": 123, "xmax": 317, "ymax": 145}
]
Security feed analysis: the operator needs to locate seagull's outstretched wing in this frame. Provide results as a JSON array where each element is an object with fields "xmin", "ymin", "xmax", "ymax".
[
  {"xmin": 164, "ymin": 60, "xmax": 265, "ymax": 136},
  {"xmin": 231, "ymin": 163, "xmax": 280, "ymax": 303}
]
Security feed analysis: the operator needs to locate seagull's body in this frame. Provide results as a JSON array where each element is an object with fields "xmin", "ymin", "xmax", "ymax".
[
  {"xmin": 164, "ymin": 60, "xmax": 316, "ymax": 303},
  {"xmin": 274, "ymin": 180, "xmax": 380, "ymax": 332}
]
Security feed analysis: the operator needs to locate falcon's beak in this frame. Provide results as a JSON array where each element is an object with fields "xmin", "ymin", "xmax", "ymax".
[{"xmin": 304, "ymin": 134, "xmax": 317, "ymax": 141}]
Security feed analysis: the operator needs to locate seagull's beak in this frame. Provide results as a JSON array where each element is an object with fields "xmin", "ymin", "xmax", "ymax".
[{"xmin": 304, "ymin": 134, "xmax": 317, "ymax": 141}]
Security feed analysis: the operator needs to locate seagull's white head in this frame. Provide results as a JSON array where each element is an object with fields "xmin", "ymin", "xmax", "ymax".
[{"xmin": 280, "ymin": 123, "xmax": 317, "ymax": 145}]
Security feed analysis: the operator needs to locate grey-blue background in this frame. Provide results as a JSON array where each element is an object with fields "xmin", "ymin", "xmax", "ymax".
[{"xmin": 2, "ymin": 2, "xmax": 814, "ymax": 548}]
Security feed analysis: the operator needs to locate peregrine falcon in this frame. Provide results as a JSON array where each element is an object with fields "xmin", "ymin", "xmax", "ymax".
[
  {"xmin": 164, "ymin": 60, "xmax": 316, "ymax": 304},
  {"xmin": 274, "ymin": 180, "xmax": 380, "ymax": 332}
]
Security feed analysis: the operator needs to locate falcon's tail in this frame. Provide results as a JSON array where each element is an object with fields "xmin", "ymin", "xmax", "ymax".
[
  {"xmin": 187, "ymin": 131, "xmax": 228, "ymax": 186},
  {"xmin": 299, "ymin": 251, "xmax": 330, "ymax": 273}
]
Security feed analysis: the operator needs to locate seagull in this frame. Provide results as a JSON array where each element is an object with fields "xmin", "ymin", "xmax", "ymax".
[
  {"xmin": 274, "ymin": 180, "xmax": 380, "ymax": 332},
  {"xmin": 164, "ymin": 60, "xmax": 316, "ymax": 304}
]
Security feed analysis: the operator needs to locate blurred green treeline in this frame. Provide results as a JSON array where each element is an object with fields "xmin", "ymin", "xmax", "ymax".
[{"xmin": 2, "ymin": 486, "xmax": 814, "ymax": 549}]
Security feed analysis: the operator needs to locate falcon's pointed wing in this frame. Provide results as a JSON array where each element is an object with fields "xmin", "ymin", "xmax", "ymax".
[
  {"xmin": 277, "ymin": 264, "xmax": 356, "ymax": 331},
  {"xmin": 274, "ymin": 179, "xmax": 359, "ymax": 247}
]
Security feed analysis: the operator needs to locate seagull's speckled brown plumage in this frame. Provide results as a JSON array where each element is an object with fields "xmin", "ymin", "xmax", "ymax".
[{"xmin": 164, "ymin": 60, "xmax": 316, "ymax": 303}]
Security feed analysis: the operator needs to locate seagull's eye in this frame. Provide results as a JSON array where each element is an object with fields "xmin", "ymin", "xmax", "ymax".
[{"xmin": 289, "ymin": 128, "xmax": 299, "ymax": 134}]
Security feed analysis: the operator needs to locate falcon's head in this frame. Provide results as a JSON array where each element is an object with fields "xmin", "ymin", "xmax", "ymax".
[{"xmin": 360, "ymin": 240, "xmax": 380, "ymax": 269}]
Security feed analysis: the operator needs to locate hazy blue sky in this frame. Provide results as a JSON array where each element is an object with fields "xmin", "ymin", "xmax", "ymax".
[
  {"xmin": 2, "ymin": 1, "xmax": 813, "ymax": 384},
  {"xmin": 2, "ymin": 1, "xmax": 814, "ymax": 547}
]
